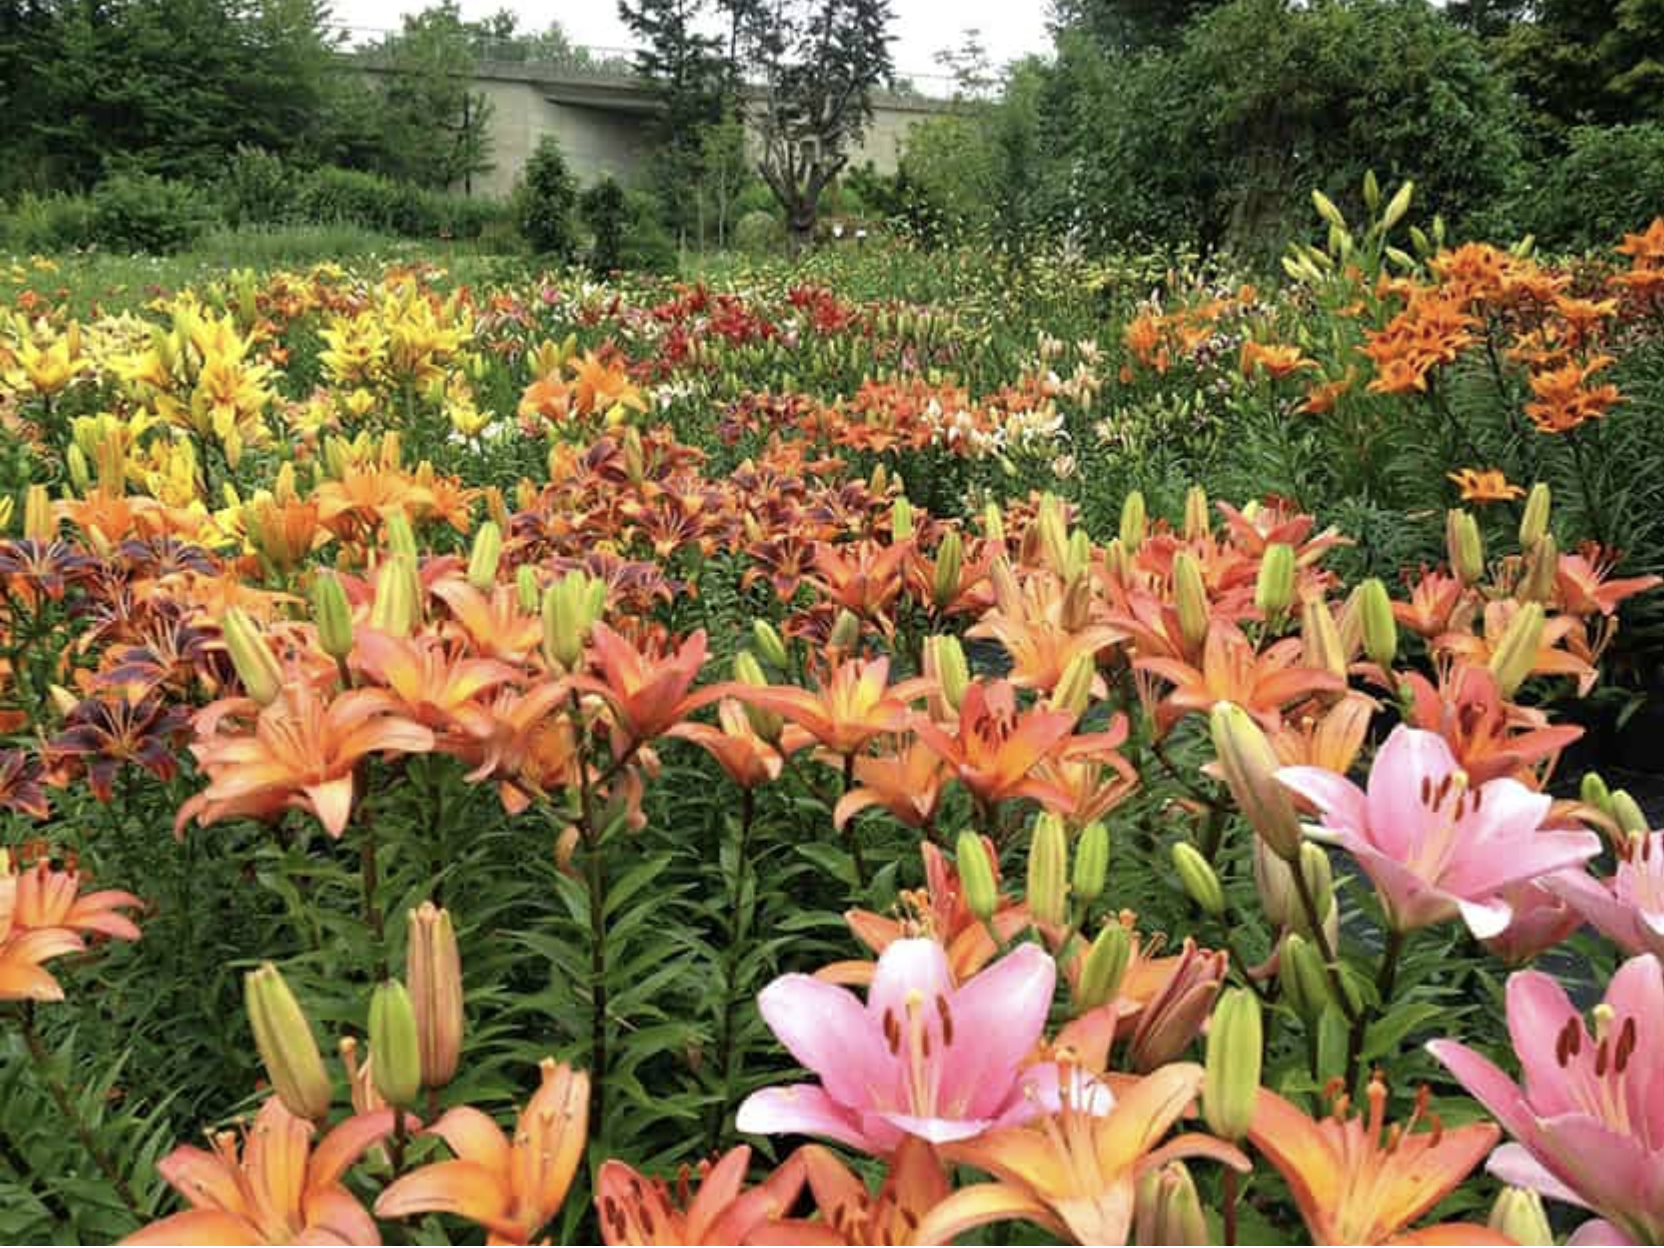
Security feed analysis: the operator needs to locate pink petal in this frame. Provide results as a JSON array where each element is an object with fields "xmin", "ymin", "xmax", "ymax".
[
  {"xmin": 756, "ymin": 974, "xmax": 891, "ymax": 1112},
  {"xmin": 1506, "ymin": 970, "xmax": 1582, "ymax": 1115},
  {"xmin": 1364, "ymin": 727, "xmax": 1457, "ymax": 857},
  {"xmin": 1458, "ymin": 897, "xmax": 1514, "ymax": 941},
  {"xmin": 1566, "ymin": 1219, "xmax": 1638, "ymax": 1246},
  {"xmin": 866, "ymin": 938, "xmax": 954, "ymax": 1030},
  {"xmin": 941, "ymin": 943, "xmax": 1056, "ymax": 1120},
  {"xmin": 1275, "ymin": 765, "xmax": 1367, "ymax": 837},
  {"xmin": 735, "ymin": 1084, "xmax": 893, "ymax": 1154},
  {"xmin": 1487, "ymin": 1142, "xmax": 1591, "ymax": 1210},
  {"xmin": 1425, "ymin": 1039, "xmax": 1536, "ymax": 1146}
]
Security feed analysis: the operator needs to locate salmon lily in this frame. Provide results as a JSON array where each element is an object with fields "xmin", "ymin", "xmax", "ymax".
[
  {"xmin": 569, "ymin": 624, "xmax": 713, "ymax": 745},
  {"xmin": 1247, "ymin": 1077, "xmax": 1504, "ymax": 1245},
  {"xmin": 1429, "ymin": 954, "xmax": 1664, "ymax": 1246},
  {"xmin": 1136, "ymin": 624, "xmax": 1343, "ymax": 733},
  {"xmin": 767, "ymin": 1137, "xmax": 953, "ymax": 1245},
  {"xmin": 911, "ymin": 680, "xmax": 1080, "ymax": 813},
  {"xmin": 913, "ymin": 1063, "xmax": 1250, "ymax": 1246},
  {"xmin": 667, "ymin": 698, "xmax": 799, "ymax": 790},
  {"xmin": 121, "ymin": 1098, "xmax": 398, "ymax": 1245},
  {"xmin": 177, "ymin": 684, "xmax": 436, "ymax": 838},
  {"xmin": 353, "ymin": 629, "xmax": 518, "ymax": 736},
  {"xmin": 595, "ymin": 1145, "xmax": 808, "ymax": 1246},
  {"xmin": 0, "ymin": 856, "xmax": 140, "ymax": 1002},
  {"xmin": 375, "ymin": 1059, "xmax": 588, "ymax": 1245},
  {"xmin": 1277, "ymin": 724, "xmax": 1600, "ymax": 937},
  {"xmin": 833, "ymin": 737, "xmax": 952, "ymax": 830},
  {"xmin": 736, "ymin": 937, "xmax": 1059, "ymax": 1154},
  {"xmin": 725, "ymin": 657, "xmax": 931, "ymax": 758}
]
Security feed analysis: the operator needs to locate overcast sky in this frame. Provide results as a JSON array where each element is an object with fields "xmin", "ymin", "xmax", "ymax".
[{"xmin": 327, "ymin": 0, "xmax": 1056, "ymax": 82}]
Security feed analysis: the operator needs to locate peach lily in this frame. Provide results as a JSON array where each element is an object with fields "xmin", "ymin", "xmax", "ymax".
[{"xmin": 595, "ymin": 1145, "xmax": 808, "ymax": 1245}]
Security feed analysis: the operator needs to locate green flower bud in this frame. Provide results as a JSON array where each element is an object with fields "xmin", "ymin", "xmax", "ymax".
[
  {"xmin": 1064, "ymin": 530, "xmax": 1093, "ymax": 583},
  {"xmin": 369, "ymin": 555, "xmax": 416, "ymax": 638},
  {"xmin": 310, "ymin": 571, "xmax": 354, "ymax": 662},
  {"xmin": 542, "ymin": 572, "xmax": 603, "ymax": 670},
  {"xmin": 1203, "ymin": 987, "xmax": 1263, "ymax": 1141},
  {"xmin": 384, "ymin": 511, "xmax": 418, "ymax": 564},
  {"xmin": 1072, "ymin": 821, "xmax": 1110, "ymax": 905},
  {"xmin": 1027, "ymin": 813, "xmax": 1069, "ymax": 928},
  {"xmin": 928, "ymin": 635, "xmax": 970, "ymax": 712},
  {"xmin": 1255, "ymin": 543, "xmax": 1296, "ymax": 617},
  {"xmin": 1076, "ymin": 921, "xmax": 1132, "ymax": 1010},
  {"xmin": 1357, "ymin": 578, "xmax": 1397, "ymax": 669},
  {"xmin": 246, "ymin": 963, "xmax": 332, "ymax": 1121},
  {"xmin": 1488, "ymin": 602, "xmax": 1544, "ymax": 698},
  {"xmin": 956, "ymin": 831, "xmax": 999, "ymax": 923},
  {"xmin": 222, "ymin": 606, "xmax": 284, "ymax": 705},
  {"xmin": 1300, "ymin": 595, "xmax": 1347, "ymax": 680},
  {"xmin": 1174, "ymin": 552, "xmax": 1210, "ymax": 651},
  {"xmin": 891, "ymin": 496, "xmax": 914, "ymax": 541},
  {"xmin": 1489, "ymin": 1187, "xmax": 1553, "ymax": 1246},
  {"xmin": 1173, "ymin": 842, "xmax": 1226, "ymax": 917},
  {"xmin": 1581, "ymin": 771, "xmax": 1613, "ymax": 817},
  {"xmin": 369, "ymin": 979, "xmax": 422, "ymax": 1109},
  {"xmin": 1519, "ymin": 482, "xmax": 1551, "ymax": 550},
  {"xmin": 1211, "ymin": 701, "xmax": 1305, "ymax": 860},
  {"xmin": 1184, "ymin": 484, "xmax": 1210, "ymax": 540},
  {"xmin": 466, "ymin": 521, "xmax": 503, "ymax": 590},
  {"xmin": 1280, "ymin": 933, "xmax": 1331, "ymax": 1023},
  {"xmin": 931, "ymin": 530, "xmax": 963, "ymax": 609},
  {"xmin": 1612, "ymin": 789, "xmax": 1649, "ymax": 837},
  {"xmin": 1446, "ymin": 510, "xmax": 1485, "ymax": 586},
  {"xmin": 982, "ymin": 501, "xmax": 1005, "ymax": 544},
  {"xmin": 828, "ymin": 608, "xmax": 862, "ymax": 652},
  {"xmin": 515, "ymin": 564, "xmax": 540, "ymax": 613},
  {"xmin": 1521, "ymin": 534, "xmax": 1559, "ymax": 603},
  {"xmin": 1119, "ymin": 490, "xmax": 1147, "ymax": 553},
  {"xmin": 1050, "ymin": 651, "xmax": 1095, "ymax": 718},
  {"xmin": 752, "ymin": 619, "xmax": 790, "ymax": 670},
  {"xmin": 1135, "ymin": 1162, "xmax": 1208, "ymax": 1247},
  {"xmin": 66, "ymin": 443, "xmax": 91, "ymax": 493}
]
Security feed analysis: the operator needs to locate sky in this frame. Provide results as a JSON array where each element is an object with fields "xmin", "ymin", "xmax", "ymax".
[{"xmin": 327, "ymin": 0, "xmax": 1056, "ymax": 85}]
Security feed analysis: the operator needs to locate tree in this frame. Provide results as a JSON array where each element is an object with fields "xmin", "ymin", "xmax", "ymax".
[
  {"xmin": 697, "ymin": 106, "xmax": 752, "ymax": 248},
  {"xmin": 518, "ymin": 133, "xmax": 578, "ymax": 258},
  {"xmin": 1492, "ymin": 0, "xmax": 1664, "ymax": 142},
  {"xmin": 933, "ymin": 27, "xmax": 995, "ymax": 100},
  {"xmin": 373, "ymin": 1, "xmax": 495, "ymax": 191},
  {"xmin": 739, "ymin": 0, "xmax": 896, "ymax": 248},
  {"xmin": 1050, "ymin": 0, "xmax": 1225, "ymax": 50}
]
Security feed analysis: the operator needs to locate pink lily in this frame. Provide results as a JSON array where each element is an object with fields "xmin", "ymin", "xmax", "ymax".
[
  {"xmin": 1429, "ymin": 954, "xmax": 1664, "ymax": 1245},
  {"xmin": 1548, "ymin": 831, "xmax": 1664, "ymax": 961},
  {"xmin": 1277, "ymin": 725, "xmax": 1600, "ymax": 936},
  {"xmin": 735, "ymin": 937, "xmax": 1059, "ymax": 1155}
]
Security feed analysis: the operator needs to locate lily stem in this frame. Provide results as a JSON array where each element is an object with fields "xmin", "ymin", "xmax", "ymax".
[
  {"xmin": 1344, "ymin": 925, "xmax": 1406, "ymax": 1092},
  {"xmin": 709, "ymin": 787, "xmax": 756, "ymax": 1153}
]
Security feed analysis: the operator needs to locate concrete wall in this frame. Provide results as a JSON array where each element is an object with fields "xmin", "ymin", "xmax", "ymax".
[{"xmin": 358, "ymin": 58, "xmax": 946, "ymax": 201}]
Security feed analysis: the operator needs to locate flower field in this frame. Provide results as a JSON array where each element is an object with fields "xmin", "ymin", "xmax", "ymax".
[{"xmin": 2, "ymin": 198, "xmax": 1664, "ymax": 1245}]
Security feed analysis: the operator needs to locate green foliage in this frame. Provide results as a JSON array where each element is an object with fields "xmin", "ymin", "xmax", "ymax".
[
  {"xmin": 732, "ymin": 207, "xmax": 785, "ymax": 254},
  {"xmin": 581, "ymin": 177, "xmax": 630, "ymax": 273},
  {"xmin": 216, "ymin": 146, "xmax": 307, "ymax": 229},
  {"xmin": 369, "ymin": 0, "xmax": 496, "ymax": 191},
  {"xmin": 1493, "ymin": 0, "xmax": 1664, "ymax": 141},
  {"xmin": 517, "ymin": 136, "xmax": 579, "ymax": 259},
  {"xmin": 297, "ymin": 166, "xmax": 504, "ymax": 240},
  {"xmin": 1500, "ymin": 124, "xmax": 1664, "ymax": 253},
  {"xmin": 84, "ymin": 174, "xmax": 220, "ymax": 254}
]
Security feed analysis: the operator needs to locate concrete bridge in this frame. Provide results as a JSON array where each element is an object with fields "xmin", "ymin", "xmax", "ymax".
[{"xmin": 358, "ymin": 56, "xmax": 951, "ymax": 201}]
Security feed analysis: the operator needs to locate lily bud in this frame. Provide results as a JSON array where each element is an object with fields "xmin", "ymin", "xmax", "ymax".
[
  {"xmin": 752, "ymin": 619, "xmax": 789, "ymax": 669},
  {"xmin": 1203, "ymin": 988, "xmax": 1263, "ymax": 1141},
  {"xmin": 369, "ymin": 979, "xmax": 422, "ymax": 1109},
  {"xmin": 1183, "ymin": 484, "xmax": 1210, "ymax": 540},
  {"xmin": 1519, "ymin": 482, "xmax": 1551, "ymax": 549},
  {"xmin": 1076, "ymin": 921, "xmax": 1132, "ymax": 1010},
  {"xmin": 927, "ymin": 635, "xmax": 970, "ymax": 712},
  {"xmin": 956, "ymin": 832, "xmax": 998, "ymax": 923},
  {"xmin": 1173, "ymin": 842, "xmax": 1225, "ymax": 916},
  {"xmin": 246, "ymin": 963, "xmax": 332, "ymax": 1121},
  {"xmin": 1050, "ymin": 651, "xmax": 1095, "ymax": 718},
  {"xmin": 1521, "ymin": 534, "xmax": 1558, "ymax": 603},
  {"xmin": 1581, "ymin": 771, "xmax": 1613, "ymax": 818},
  {"xmin": 310, "ymin": 571, "xmax": 354, "ymax": 662},
  {"xmin": 1291, "ymin": 843, "xmax": 1335, "ymax": 937},
  {"xmin": 222, "ymin": 606, "xmax": 283, "ymax": 706},
  {"xmin": 1119, "ymin": 490, "xmax": 1147, "ymax": 552},
  {"xmin": 466, "ymin": 521, "xmax": 503, "ymax": 590},
  {"xmin": 1135, "ymin": 1163, "xmax": 1208, "ymax": 1246},
  {"xmin": 23, "ymin": 484, "xmax": 53, "ymax": 542},
  {"xmin": 982, "ymin": 501, "xmax": 1005, "ymax": 544},
  {"xmin": 1072, "ymin": 821, "xmax": 1110, "ymax": 905},
  {"xmin": 516, "ymin": 564, "xmax": 540, "ymax": 612},
  {"xmin": 989, "ymin": 556, "xmax": 1021, "ymax": 616},
  {"xmin": 1103, "ymin": 537, "xmax": 1133, "ymax": 585},
  {"xmin": 406, "ymin": 902, "xmax": 463, "ymax": 1090},
  {"xmin": 931, "ymin": 530, "xmax": 963, "ymax": 609},
  {"xmin": 1027, "ymin": 813, "xmax": 1069, "ymax": 928},
  {"xmin": 1357, "ymin": 578, "xmax": 1397, "ymax": 669},
  {"xmin": 1611, "ymin": 789, "xmax": 1649, "ymax": 837},
  {"xmin": 1173, "ymin": 552, "xmax": 1209, "ymax": 651},
  {"xmin": 370, "ymin": 555, "xmax": 416, "ymax": 638},
  {"xmin": 1253, "ymin": 837, "xmax": 1296, "ymax": 928},
  {"xmin": 732, "ymin": 651, "xmax": 782, "ymax": 740},
  {"xmin": 48, "ymin": 684, "xmax": 79, "ymax": 718},
  {"xmin": 1280, "ymin": 933, "xmax": 1330, "ymax": 1023},
  {"xmin": 1489, "ymin": 1187, "xmax": 1553, "ymax": 1246},
  {"xmin": 1297, "ymin": 599, "xmax": 1344, "ymax": 683},
  {"xmin": 384, "ymin": 511, "xmax": 418, "ymax": 565},
  {"xmin": 66, "ymin": 443, "xmax": 91, "ymax": 493},
  {"xmin": 890, "ymin": 496, "xmax": 914, "ymax": 541},
  {"xmin": 1255, "ymin": 543, "xmax": 1296, "ymax": 617},
  {"xmin": 1064, "ymin": 530, "xmax": 1092, "ymax": 583},
  {"xmin": 1488, "ymin": 602, "xmax": 1544, "ymax": 698},
  {"xmin": 542, "ymin": 572, "xmax": 603, "ymax": 670},
  {"xmin": 828, "ymin": 608, "xmax": 862, "ymax": 653},
  {"xmin": 1211, "ymin": 701, "xmax": 1305, "ymax": 860},
  {"xmin": 1446, "ymin": 510, "xmax": 1485, "ymax": 585}
]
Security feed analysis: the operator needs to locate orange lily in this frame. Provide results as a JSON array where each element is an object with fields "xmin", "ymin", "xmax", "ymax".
[
  {"xmin": 1446, "ymin": 468, "xmax": 1525, "ymax": 503},
  {"xmin": 569, "ymin": 624, "xmax": 713, "ymax": 745},
  {"xmin": 595, "ymin": 1145, "xmax": 807, "ymax": 1245},
  {"xmin": 375, "ymin": 1059, "xmax": 588, "ymax": 1245},
  {"xmin": 1136, "ymin": 624, "xmax": 1344, "ymax": 733},
  {"xmin": 913, "ymin": 1063, "xmax": 1250, "ymax": 1246},
  {"xmin": 724, "ymin": 656, "xmax": 930, "ymax": 758},
  {"xmin": 431, "ymin": 578, "xmax": 543, "ymax": 662},
  {"xmin": 177, "ymin": 684, "xmax": 436, "ymax": 838},
  {"xmin": 353, "ymin": 629, "xmax": 518, "ymax": 736},
  {"xmin": 667, "ymin": 698, "xmax": 801, "ymax": 789},
  {"xmin": 807, "ymin": 539, "xmax": 912, "ymax": 630},
  {"xmin": 967, "ymin": 573, "xmax": 1122, "ymax": 695},
  {"xmin": 460, "ymin": 681, "xmax": 577, "ymax": 814},
  {"xmin": 1554, "ymin": 548, "xmax": 1661, "ymax": 618},
  {"xmin": 122, "ymin": 1098, "xmax": 398, "ymax": 1246},
  {"xmin": 912, "ymin": 680, "xmax": 1079, "ymax": 812},
  {"xmin": 833, "ymin": 736, "xmax": 952, "ymax": 830},
  {"xmin": 6, "ymin": 857, "xmax": 143, "ymax": 943},
  {"xmin": 767, "ymin": 1137, "xmax": 952, "ymax": 1244},
  {"xmin": 1435, "ymin": 599, "xmax": 1598, "ymax": 695},
  {"xmin": 1247, "ymin": 1077, "xmax": 1505, "ymax": 1246}
]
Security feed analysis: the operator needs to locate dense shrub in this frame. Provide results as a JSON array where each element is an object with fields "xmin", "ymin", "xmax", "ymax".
[
  {"xmin": 86, "ymin": 174, "xmax": 220, "ymax": 254},
  {"xmin": 580, "ymin": 176, "xmax": 629, "ymax": 273},
  {"xmin": 517, "ymin": 136, "xmax": 578, "ymax": 259},
  {"xmin": 217, "ymin": 146, "xmax": 305, "ymax": 228},
  {"xmin": 1502, "ymin": 125, "xmax": 1664, "ymax": 253},
  {"xmin": 296, "ymin": 166, "xmax": 503, "ymax": 239},
  {"xmin": 0, "ymin": 191, "xmax": 98, "ymax": 253},
  {"xmin": 733, "ymin": 208, "xmax": 785, "ymax": 254}
]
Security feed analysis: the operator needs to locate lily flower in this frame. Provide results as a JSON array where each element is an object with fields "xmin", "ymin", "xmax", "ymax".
[
  {"xmin": 914, "ymin": 1063, "xmax": 1250, "ymax": 1246},
  {"xmin": 1402, "ymin": 664, "xmax": 1581, "ymax": 786},
  {"xmin": 375, "ymin": 1059, "xmax": 588, "ymax": 1245},
  {"xmin": 1248, "ymin": 1076, "xmax": 1504, "ymax": 1245},
  {"xmin": 6, "ymin": 857, "xmax": 142, "ymax": 943},
  {"xmin": 1137, "ymin": 624, "xmax": 1343, "ymax": 733},
  {"xmin": 1548, "ymin": 831, "xmax": 1664, "ymax": 961},
  {"xmin": 724, "ymin": 657, "xmax": 930, "ymax": 758},
  {"xmin": 1277, "ymin": 724, "xmax": 1600, "ymax": 937},
  {"xmin": 1429, "ymin": 954, "xmax": 1664, "ymax": 1245},
  {"xmin": 667, "ymin": 698, "xmax": 801, "ymax": 790},
  {"xmin": 595, "ymin": 1145, "xmax": 808, "ymax": 1245},
  {"xmin": 353, "ymin": 629, "xmax": 518, "ymax": 737},
  {"xmin": 122, "ymin": 1098, "xmax": 397, "ymax": 1245},
  {"xmin": 833, "ymin": 737, "xmax": 952, "ymax": 830},
  {"xmin": 177, "ymin": 684, "xmax": 435, "ymax": 838},
  {"xmin": 736, "ymin": 937, "xmax": 1059, "ymax": 1154},
  {"xmin": 768, "ymin": 1137, "xmax": 952, "ymax": 1244},
  {"xmin": 431, "ymin": 578, "xmax": 544, "ymax": 663},
  {"xmin": 1555, "ymin": 548, "xmax": 1660, "ymax": 619},
  {"xmin": 569, "ymin": 624, "xmax": 713, "ymax": 745},
  {"xmin": 912, "ymin": 681, "xmax": 1079, "ymax": 812}
]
